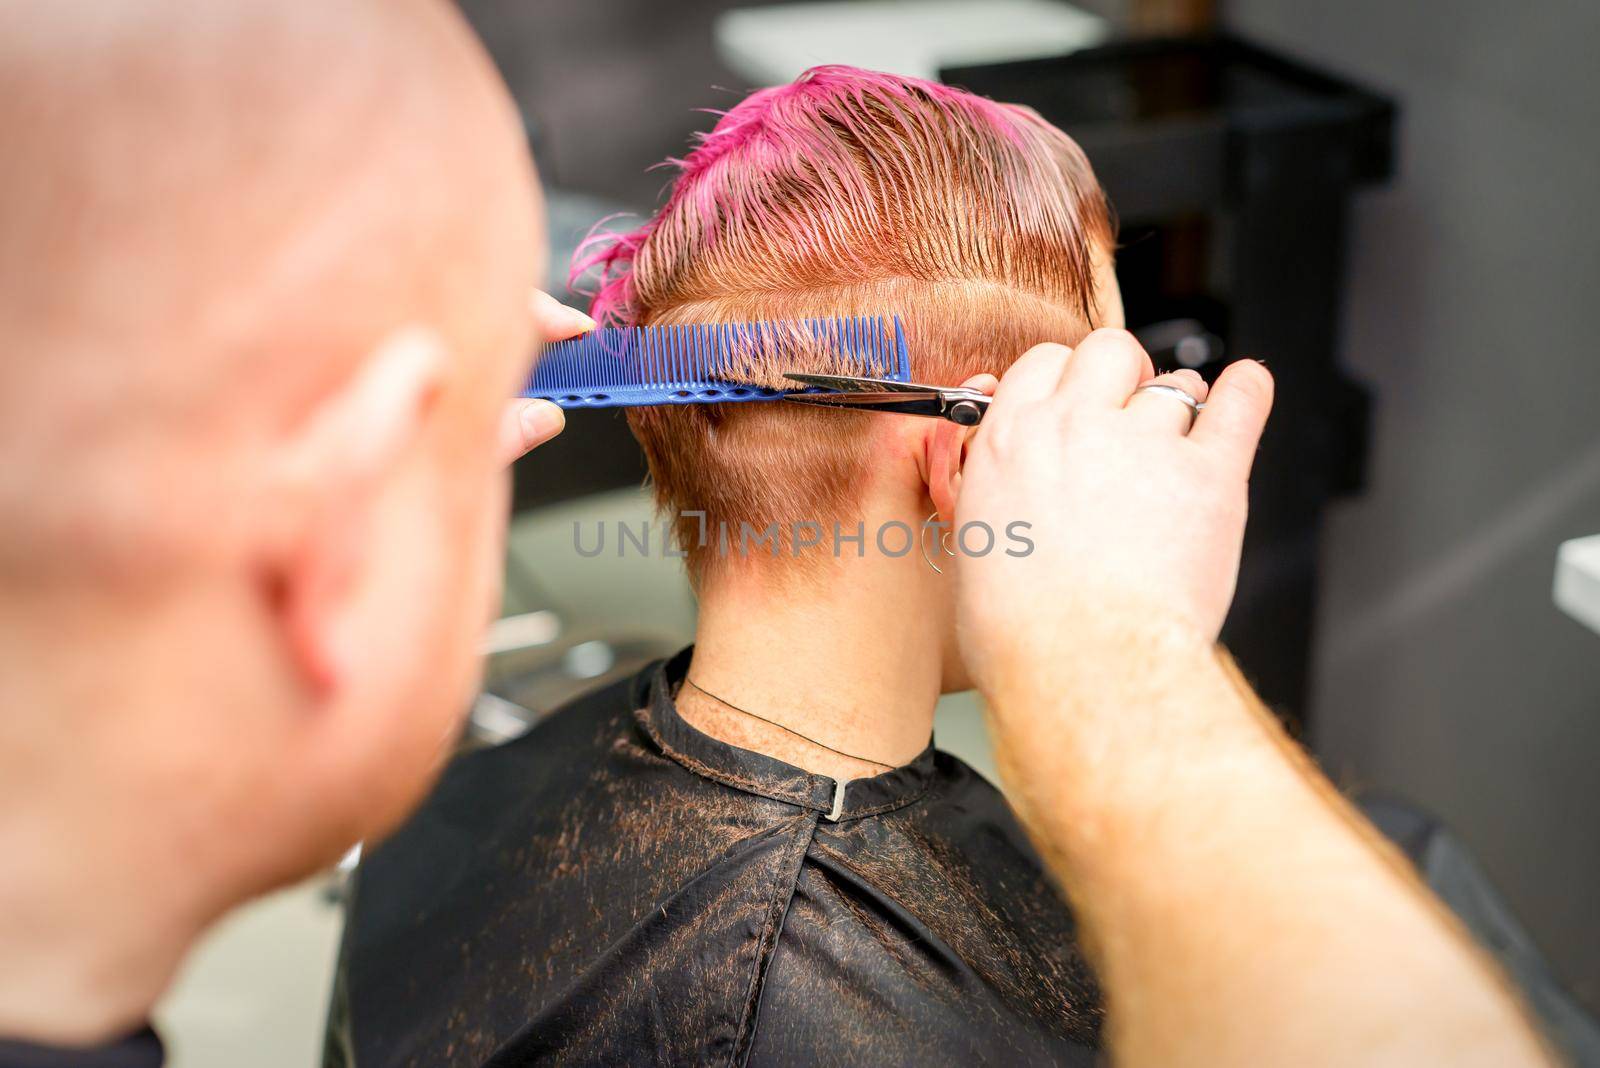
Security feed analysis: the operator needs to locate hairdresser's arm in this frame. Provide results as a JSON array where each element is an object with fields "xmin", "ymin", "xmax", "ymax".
[
  {"xmin": 955, "ymin": 330, "xmax": 1552, "ymax": 1067},
  {"xmin": 498, "ymin": 290, "xmax": 597, "ymax": 463}
]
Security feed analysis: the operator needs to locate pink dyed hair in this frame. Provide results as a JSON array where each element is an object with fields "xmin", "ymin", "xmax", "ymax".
[
  {"xmin": 572, "ymin": 64, "xmax": 1110, "ymax": 329},
  {"xmin": 568, "ymin": 65, "xmax": 1114, "ymax": 575}
]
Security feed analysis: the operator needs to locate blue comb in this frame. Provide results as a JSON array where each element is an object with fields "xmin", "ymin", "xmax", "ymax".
[{"xmin": 522, "ymin": 315, "xmax": 910, "ymax": 408}]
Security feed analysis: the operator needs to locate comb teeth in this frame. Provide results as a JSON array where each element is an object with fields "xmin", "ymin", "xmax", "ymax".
[{"xmin": 522, "ymin": 315, "xmax": 910, "ymax": 409}]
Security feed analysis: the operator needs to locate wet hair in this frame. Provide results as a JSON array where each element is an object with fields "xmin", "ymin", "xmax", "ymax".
[{"xmin": 573, "ymin": 65, "xmax": 1113, "ymax": 576}]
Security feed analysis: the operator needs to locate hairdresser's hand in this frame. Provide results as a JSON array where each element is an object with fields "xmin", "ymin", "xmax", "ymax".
[
  {"xmin": 499, "ymin": 291, "xmax": 597, "ymax": 465},
  {"xmin": 954, "ymin": 328, "xmax": 1273, "ymax": 691}
]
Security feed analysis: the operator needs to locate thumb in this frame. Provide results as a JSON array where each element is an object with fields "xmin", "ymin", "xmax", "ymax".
[
  {"xmin": 1190, "ymin": 360, "xmax": 1274, "ymax": 475},
  {"xmin": 499, "ymin": 399, "xmax": 566, "ymax": 466}
]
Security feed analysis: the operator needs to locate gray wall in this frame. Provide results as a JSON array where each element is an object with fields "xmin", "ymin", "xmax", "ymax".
[
  {"xmin": 460, "ymin": 0, "xmax": 790, "ymax": 208},
  {"xmin": 1226, "ymin": 0, "xmax": 1600, "ymax": 1008}
]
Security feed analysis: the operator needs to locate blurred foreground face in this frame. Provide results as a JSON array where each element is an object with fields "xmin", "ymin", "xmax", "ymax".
[{"xmin": 0, "ymin": 0, "xmax": 542, "ymax": 895}]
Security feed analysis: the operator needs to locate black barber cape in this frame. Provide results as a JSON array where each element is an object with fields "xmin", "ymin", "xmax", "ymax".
[
  {"xmin": 338, "ymin": 649, "xmax": 1103, "ymax": 1066},
  {"xmin": 0, "ymin": 1030, "xmax": 162, "ymax": 1068},
  {"xmin": 333, "ymin": 650, "xmax": 1600, "ymax": 1067}
]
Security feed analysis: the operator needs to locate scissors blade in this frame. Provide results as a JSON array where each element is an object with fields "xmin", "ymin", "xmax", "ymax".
[
  {"xmin": 782, "ymin": 390, "xmax": 940, "ymax": 407},
  {"xmin": 782, "ymin": 392, "xmax": 948, "ymax": 418},
  {"xmin": 784, "ymin": 372, "xmax": 931, "ymax": 394}
]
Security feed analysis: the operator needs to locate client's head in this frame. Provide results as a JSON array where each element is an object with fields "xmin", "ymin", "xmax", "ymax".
[{"xmin": 577, "ymin": 66, "xmax": 1117, "ymax": 683}]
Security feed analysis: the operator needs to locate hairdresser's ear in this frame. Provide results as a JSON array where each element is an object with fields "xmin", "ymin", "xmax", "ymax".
[
  {"xmin": 922, "ymin": 373, "xmax": 999, "ymax": 522},
  {"xmin": 265, "ymin": 327, "xmax": 445, "ymax": 694}
]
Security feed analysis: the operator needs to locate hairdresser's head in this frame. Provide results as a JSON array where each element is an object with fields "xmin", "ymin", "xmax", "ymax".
[
  {"xmin": 0, "ymin": 0, "xmax": 538, "ymax": 905},
  {"xmin": 577, "ymin": 65, "xmax": 1119, "ymax": 688}
]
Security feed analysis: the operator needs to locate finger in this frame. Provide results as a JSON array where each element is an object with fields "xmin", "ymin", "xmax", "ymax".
[
  {"xmin": 1056, "ymin": 328, "xmax": 1157, "ymax": 410},
  {"xmin": 1123, "ymin": 369, "xmax": 1209, "ymax": 434},
  {"xmin": 989, "ymin": 342, "xmax": 1071, "ymax": 411},
  {"xmin": 530, "ymin": 289, "xmax": 597, "ymax": 345},
  {"xmin": 1189, "ymin": 360, "xmax": 1274, "ymax": 473},
  {"xmin": 960, "ymin": 372, "xmax": 1000, "ymax": 395},
  {"xmin": 499, "ymin": 399, "xmax": 565, "ymax": 466}
]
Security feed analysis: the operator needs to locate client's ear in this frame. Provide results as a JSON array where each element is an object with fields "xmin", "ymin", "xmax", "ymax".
[
  {"xmin": 263, "ymin": 327, "xmax": 446, "ymax": 695},
  {"xmin": 921, "ymin": 373, "xmax": 999, "ymax": 522}
]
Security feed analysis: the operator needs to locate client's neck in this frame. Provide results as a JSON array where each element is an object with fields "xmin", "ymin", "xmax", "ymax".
[{"xmin": 681, "ymin": 545, "xmax": 946, "ymax": 784}]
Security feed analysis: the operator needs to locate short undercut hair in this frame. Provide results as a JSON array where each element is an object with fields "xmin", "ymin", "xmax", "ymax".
[{"xmin": 574, "ymin": 65, "xmax": 1114, "ymax": 576}]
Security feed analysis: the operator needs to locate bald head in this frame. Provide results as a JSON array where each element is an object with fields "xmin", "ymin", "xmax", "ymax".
[
  {"xmin": 0, "ymin": 7, "xmax": 551, "ymax": 1025},
  {"xmin": 0, "ymin": 0, "xmax": 541, "ymax": 577}
]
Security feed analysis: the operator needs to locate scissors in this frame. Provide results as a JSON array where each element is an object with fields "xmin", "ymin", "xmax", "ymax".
[{"xmin": 782, "ymin": 373, "xmax": 991, "ymax": 426}]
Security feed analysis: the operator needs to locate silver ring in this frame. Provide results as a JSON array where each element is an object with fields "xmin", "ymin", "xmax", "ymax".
[{"xmin": 1133, "ymin": 382, "xmax": 1204, "ymax": 428}]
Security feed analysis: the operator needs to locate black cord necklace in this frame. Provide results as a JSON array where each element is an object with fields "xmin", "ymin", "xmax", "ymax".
[{"xmin": 683, "ymin": 677, "xmax": 896, "ymax": 772}]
